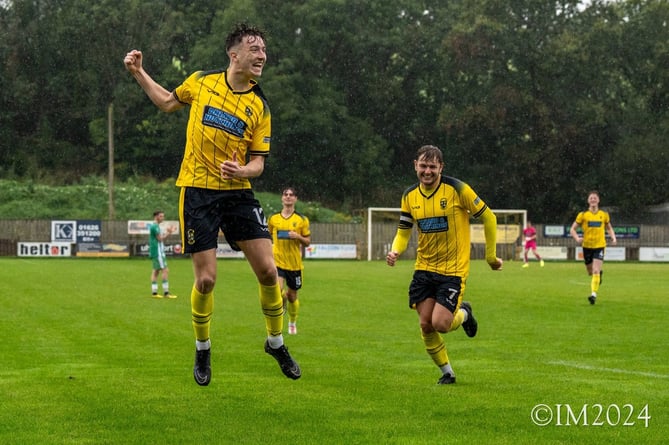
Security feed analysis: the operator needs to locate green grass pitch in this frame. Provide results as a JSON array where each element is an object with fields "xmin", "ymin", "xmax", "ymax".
[{"xmin": 0, "ymin": 257, "xmax": 667, "ymax": 444}]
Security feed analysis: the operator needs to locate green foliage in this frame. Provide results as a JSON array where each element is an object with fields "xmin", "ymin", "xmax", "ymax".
[
  {"xmin": 0, "ymin": 177, "xmax": 179, "ymax": 219},
  {"xmin": 255, "ymin": 191, "xmax": 355, "ymax": 223},
  {"xmin": 1, "ymin": 0, "xmax": 669, "ymax": 218},
  {"xmin": 0, "ymin": 259, "xmax": 667, "ymax": 444},
  {"xmin": 0, "ymin": 178, "xmax": 353, "ymax": 222}
]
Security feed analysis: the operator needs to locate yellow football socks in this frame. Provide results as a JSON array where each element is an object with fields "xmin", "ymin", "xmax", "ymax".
[
  {"xmin": 191, "ymin": 286, "xmax": 213, "ymax": 342},
  {"xmin": 288, "ymin": 299, "xmax": 300, "ymax": 324},
  {"xmin": 449, "ymin": 307, "xmax": 466, "ymax": 331},
  {"xmin": 421, "ymin": 330, "xmax": 449, "ymax": 368},
  {"xmin": 260, "ymin": 283, "xmax": 284, "ymax": 337},
  {"xmin": 591, "ymin": 273, "xmax": 601, "ymax": 294}
]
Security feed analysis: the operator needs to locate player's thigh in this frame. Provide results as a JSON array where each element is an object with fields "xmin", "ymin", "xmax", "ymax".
[
  {"xmin": 415, "ymin": 298, "xmax": 437, "ymax": 329},
  {"xmin": 432, "ymin": 303, "xmax": 455, "ymax": 332},
  {"xmin": 191, "ymin": 248, "xmax": 217, "ymax": 284},
  {"xmin": 238, "ymin": 238, "xmax": 276, "ymax": 285}
]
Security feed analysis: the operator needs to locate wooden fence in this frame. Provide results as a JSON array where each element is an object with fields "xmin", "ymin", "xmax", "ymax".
[{"xmin": 0, "ymin": 220, "xmax": 668, "ymax": 260}]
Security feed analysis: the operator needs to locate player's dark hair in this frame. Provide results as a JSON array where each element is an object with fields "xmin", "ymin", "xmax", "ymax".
[
  {"xmin": 153, "ymin": 210, "xmax": 163, "ymax": 217},
  {"xmin": 282, "ymin": 187, "xmax": 297, "ymax": 197},
  {"xmin": 225, "ymin": 23, "xmax": 266, "ymax": 53},
  {"xmin": 416, "ymin": 145, "xmax": 443, "ymax": 164}
]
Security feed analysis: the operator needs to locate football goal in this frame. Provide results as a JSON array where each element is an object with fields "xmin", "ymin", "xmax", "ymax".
[{"xmin": 366, "ymin": 207, "xmax": 527, "ymax": 261}]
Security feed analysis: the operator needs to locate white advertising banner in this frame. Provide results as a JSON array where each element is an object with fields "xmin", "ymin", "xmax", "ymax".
[
  {"xmin": 575, "ymin": 247, "xmax": 626, "ymax": 261},
  {"xmin": 216, "ymin": 243, "xmax": 245, "ymax": 258},
  {"xmin": 127, "ymin": 220, "xmax": 180, "ymax": 235},
  {"xmin": 18, "ymin": 242, "xmax": 73, "ymax": 257},
  {"xmin": 51, "ymin": 220, "xmax": 76, "ymax": 243},
  {"xmin": 639, "ymin": 247, "xmax": 669, "ymax": 262},
  {"xmin": 535, "ymin": 246, "xmax": 568, "ymax": 260},
  {"xmin": 305, "ymin": 244, "xmax": 357, "ymax": 259}
]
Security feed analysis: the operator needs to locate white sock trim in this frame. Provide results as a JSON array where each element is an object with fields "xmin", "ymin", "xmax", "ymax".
[{"xmin": 196, "ymin": 339, "xmax": 211, "ymax": 351}]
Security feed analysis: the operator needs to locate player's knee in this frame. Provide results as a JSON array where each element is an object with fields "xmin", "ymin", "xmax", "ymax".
[
  {"xmin": 256, "ymin": 265, "xmax": 278, "ymax": 286},
  {"xmin": 431, "ymin": 313, "xmax": 455, "ymax": 333},
  {"xmin": 196, "ymin": 275, "xmax": 216, "ymax": 293},
  {"xmin": 420, "ymin": 320, "xmax": 441, "ymax": 334},
  {"xmin": 433, "ymin": 321, "xmax": 450, "ymax": 333}
]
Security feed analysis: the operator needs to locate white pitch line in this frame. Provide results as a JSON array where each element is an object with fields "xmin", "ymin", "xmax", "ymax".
[{"xmin": 549, "ymin": 361, "xmax": 669, "ymax": 379}]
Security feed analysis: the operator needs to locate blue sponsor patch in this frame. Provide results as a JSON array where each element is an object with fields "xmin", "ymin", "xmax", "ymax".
[
  {"xmin": 417, "ymin": 217, "xmax": 449, "ymax": 233},
  {"xmin": 587, "ymin": 221, "xmax": 603, "ymax": 228},
  {"xmin": 202, "ymin": 105, "xmax": 246, "ymax": 137}
]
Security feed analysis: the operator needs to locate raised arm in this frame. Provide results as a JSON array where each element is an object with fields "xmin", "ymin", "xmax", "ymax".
[{"xmin": 124, "ymin": 50, "xmax": 183, "ymax": 113}]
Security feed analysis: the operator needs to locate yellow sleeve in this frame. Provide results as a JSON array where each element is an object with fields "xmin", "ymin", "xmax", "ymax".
[
  {"xmin": 390, "ymin": 228, "xmax": 411, "ymax": 255},
  {"xmin": 479, "ymin": 207, "xmax": 498, "ymax": 263}
]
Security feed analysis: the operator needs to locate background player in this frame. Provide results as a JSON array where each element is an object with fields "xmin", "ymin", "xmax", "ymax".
[
  {"xmin": 268, "ymin": 187, "xmax": 311, "ymax": 335},
  {"xmin": 570, "ymin": 190, "xmax": 617, "ymax": 304},
  {"xmin": 522, "ymin": 221, "xmax": 544, "ymax": 268},
  {"xmin": 149, "ymin": 210, "xmax": 177, "ymax": 298}
]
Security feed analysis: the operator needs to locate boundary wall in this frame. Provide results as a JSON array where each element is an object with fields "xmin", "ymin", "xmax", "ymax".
[{"xmin": 0, "ymin": 220, "xmax": 668, "ymax": 261}]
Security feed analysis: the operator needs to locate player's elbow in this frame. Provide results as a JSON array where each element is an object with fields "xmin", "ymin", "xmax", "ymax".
[{"xmin": 159, "ymin": 101, "xmax": 182, "ymax": 113}]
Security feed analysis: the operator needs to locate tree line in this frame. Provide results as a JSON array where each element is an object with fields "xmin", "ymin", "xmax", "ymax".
[{"xmin": 1, "ymin": 0, "xmax": 668, "ymax": 222}]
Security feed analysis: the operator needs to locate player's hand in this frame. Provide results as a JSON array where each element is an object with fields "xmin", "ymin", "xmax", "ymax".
[
  {"xmin": 220, "ymin": 151, "xmax": 242, "ymax": 179},
  {"xmin": 386, "ymin": 251, "xmax": 399, "ymax": 267},
  {"xmin": 488, "ymin": 257, "xmax": 503, "ymax": 271},
  {"xmin": 124, "ymin": 49, "xmax": 143, "ymax": 74}
]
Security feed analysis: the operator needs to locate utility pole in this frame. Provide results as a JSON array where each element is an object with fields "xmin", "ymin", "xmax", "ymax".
[{"xmin": 108, "ymin": 103, "xmax": 115, "ymax": 220}]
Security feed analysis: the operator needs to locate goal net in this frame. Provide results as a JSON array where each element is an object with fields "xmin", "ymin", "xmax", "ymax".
[{"xmin": 366, "ymin": 207, "xmax": 526, "ymax": 261}]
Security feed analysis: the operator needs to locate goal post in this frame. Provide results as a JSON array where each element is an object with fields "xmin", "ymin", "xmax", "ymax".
[
  {"xmin": 486, "ymin": 209, "xmax": 527, "ymax": 261},
  {"xmin": 367, "ymin": 207, "xmax": 527, "ymax": 261},
  {"xmin": 366, "ymin": 207, "xmax": 401, "ymax": 261}
]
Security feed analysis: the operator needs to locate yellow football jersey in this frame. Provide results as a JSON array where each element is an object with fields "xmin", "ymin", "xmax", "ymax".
[
  {"xmin": 575, "ymin": 209, "xmax": 610, "ymax": 249},
  {"xmin": 173, "ymin": 69, "xmax": 271, "ymax": 190},
  {"xmin": 268, "ymin": 211, "xmax": 311, "ymax": 271},
  {"xmin": 399, "ymin": 176, "xmax": 488, "ymax": 279}
]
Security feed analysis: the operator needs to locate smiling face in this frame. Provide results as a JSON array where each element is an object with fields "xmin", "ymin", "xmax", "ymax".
[
  {"xmin": 414, "ymin": 154, "xmax": 443, "ymax": 189},
  {"xmin": 229, "ymin": 34, "xmax": 266, "ymax": 78},
  {"xmin": 587, "ymin": 192, "xmax": 600, "ymax": 208}
]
